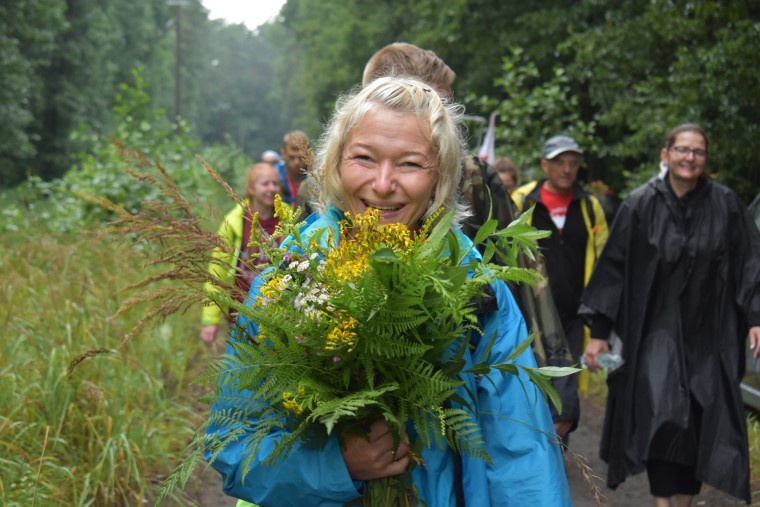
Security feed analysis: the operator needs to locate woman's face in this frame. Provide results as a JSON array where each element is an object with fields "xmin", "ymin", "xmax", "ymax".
[
  {"xmin": 498, "ymin": 171, "xmax": 516, "ymax": 193},
  {"xmin": 339, "ymin": 107, "xmax": 438, "ymax": 229},
  {"xmin": 248, "ymin": 165, "xmax": 282, "ymax": 210},
  {"xmin": 661, "ymin": 130, "xmax": 707, "ymax": 186}
]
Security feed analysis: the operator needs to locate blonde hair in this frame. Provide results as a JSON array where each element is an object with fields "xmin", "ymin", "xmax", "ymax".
[
  {"xmin": 313, "ymin": 76, "xmax": 468, "ymax": 229},
  {"xmin": 246, "ymin": 163, "xmax": 281, "ymax": 203}
]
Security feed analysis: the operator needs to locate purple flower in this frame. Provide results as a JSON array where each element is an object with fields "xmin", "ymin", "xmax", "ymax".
[
  {"xmin": 332, "ymin": 355, "xmax": 341, "ymax": 363},
  {"xmin": 295, "ymin": 336, "xmax": 304, "ymax": 343},
  {"xmin": 283, "ymin": 253, "xmax": 292, "ymax": 264}
]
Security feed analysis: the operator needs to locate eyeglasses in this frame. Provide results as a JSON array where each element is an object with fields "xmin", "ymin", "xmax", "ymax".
[{"xmin": 671, "ymin": 146, "xmax": 707, "ymax": 159}]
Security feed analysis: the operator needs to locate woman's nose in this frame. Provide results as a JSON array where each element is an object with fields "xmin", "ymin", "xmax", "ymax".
[{"xmin": 372, "ymin": 163, "xmax": 396, "ymax": 194}]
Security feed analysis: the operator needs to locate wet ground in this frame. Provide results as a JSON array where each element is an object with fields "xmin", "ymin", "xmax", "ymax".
[{"xmin": 567, "ymin": 395, "xmax": 757, "ymax": 506}]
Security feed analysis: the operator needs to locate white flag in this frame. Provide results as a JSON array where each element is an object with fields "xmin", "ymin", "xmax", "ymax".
[{"xmin": 477, "ymin": 110, "xmax": 497, "ymax": 164}]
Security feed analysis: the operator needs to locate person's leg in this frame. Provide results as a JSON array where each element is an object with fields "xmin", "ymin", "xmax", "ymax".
[
  {"xmin": 647, "ymin": 460, "xmax": 677, "ymax": 506},
  {"xmin": 674, "ymin": 495, "xmax": 694, "ymax": 507},
  {"xmin": 653, "ymin": 496, "xmax": 671, "ymax": 507},
  {"xmin": 673, "ymin": 461, "xmax": 700, "ymax": 507},
  {"xmin": 647, "ymin": 460, "xmax": 700, "ymax": 507}
]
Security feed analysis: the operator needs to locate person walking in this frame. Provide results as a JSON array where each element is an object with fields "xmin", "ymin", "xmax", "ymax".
[
  {"xmin": 511, "ymin": 135, "xmax": 608, "ymax": 423},
  {"xmin": 581, "ymin": 123, "xmax": 760, "ymax": 505},
  {"xmin": 199, "ymin": 163, "xmax": 284, "ymax": 344},
  {"xmin": 206, "ymin": 76, "xmax": 572, "ymax": 506},
  {"xmin": 275, "ymin": 130, "xmax": 310, "ymax": 205}
]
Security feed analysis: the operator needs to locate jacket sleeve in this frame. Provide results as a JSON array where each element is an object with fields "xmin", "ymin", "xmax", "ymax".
[
  {"xmin": 579, "ymin": 198, "xmax": 631, "ymax": 325},
  {"xmin": 473, "ymin": 280, "xmax": 572, "ymax": 506},
  {"xmin": 204, "ymin": 280, "xmax": 363, "ymax": 507},
  {"xmin": 510, "ymin": 184, "xmax": 531, "ymax": 214},
  {"xmin": 201, "ymin": 209, "xmax": 242, "ymax": 326}
]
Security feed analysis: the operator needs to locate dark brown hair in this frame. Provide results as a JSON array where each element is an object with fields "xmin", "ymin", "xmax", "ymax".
[{"xmin": 664, "ymin": 123, "xmax": 709, "ymax": 151}]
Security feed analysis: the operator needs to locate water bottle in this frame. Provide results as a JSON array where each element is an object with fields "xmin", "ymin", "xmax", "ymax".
[{"xmin": 580, "ymin": 352, "xmax": 623, "ymax": 370}]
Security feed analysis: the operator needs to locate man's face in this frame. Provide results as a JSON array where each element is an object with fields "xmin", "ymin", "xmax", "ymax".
[
  {"xmin": 540, "ymin": 152, "xmax": 581, "ymax": 194},
  {"xmin": 281, "ymin": 143, "xmax": 304, "ymax": 176}
]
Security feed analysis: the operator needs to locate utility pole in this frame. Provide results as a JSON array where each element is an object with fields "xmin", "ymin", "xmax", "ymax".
[{"xmin": 167, "ymin": 0, "xmax": 188, "ymax": 119}]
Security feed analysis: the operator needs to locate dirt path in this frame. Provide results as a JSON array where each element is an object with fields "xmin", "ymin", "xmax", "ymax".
[
  {"xmin": 568, "ymin": 395, "xmax": 758, "ymax": 506},
  {"xmin": 189, "ymin": 391, "xmax": 757, "ymax": 506}
]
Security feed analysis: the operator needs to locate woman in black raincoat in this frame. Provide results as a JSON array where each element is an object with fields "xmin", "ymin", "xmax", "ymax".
[{"xmin": 580, "ymin": 123, "xmax": 760, "ymax": 506}]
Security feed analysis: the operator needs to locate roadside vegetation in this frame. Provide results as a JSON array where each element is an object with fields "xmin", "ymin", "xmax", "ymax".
[
  {"xmin": 0, "ymin": 78, "xmax": 241, "ymax": 505},
  {"xmin": 0, "ymin": 227, "xmax": 217, "ymax": 505},
  {"xmin": 2, "ymin": 1, "xmax": 759, "ymax": 500}
]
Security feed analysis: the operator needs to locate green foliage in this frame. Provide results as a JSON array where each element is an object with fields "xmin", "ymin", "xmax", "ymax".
[
  {"xmin": 0, "ymin": 0, "xmax": 286, "ymax": 189},
  {"xmin": 0, "ymin": 228, "xmax": 212, "ymax": 505},
  {"xmin": 747, "ymin": 413, "xmax": 760, "ymax": 488},
  {"xmin": 478, "ymin": 0, "xmax": 760, "ymax": 198},
  {"xmin": 4, "ymin": 0, "xmax": 758, "ymax": 201},
  {"xmin": 468, "ymin": 46, "xmax": 597, "ymax": 182},
  {"xmin": 130, "ymin": 202, "xmax": 575, "ymax": 503},
  {"xmin": 0, "ymin": 69, "xmax": 216, "ymax": 233}
]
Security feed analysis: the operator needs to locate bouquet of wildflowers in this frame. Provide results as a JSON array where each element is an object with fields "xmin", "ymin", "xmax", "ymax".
[
  {"xmin": 155, "ymin": 196, "xmax": 569, "ymax": 506},
  {"xmin": 71, "ymin": 157, "xmax": 571, "ymax": 505}
]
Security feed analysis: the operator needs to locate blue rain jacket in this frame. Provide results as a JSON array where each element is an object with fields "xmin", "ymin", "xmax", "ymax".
[{"xmin": 206, "ymin": 207, "xmax": 571, "ymax": 506}]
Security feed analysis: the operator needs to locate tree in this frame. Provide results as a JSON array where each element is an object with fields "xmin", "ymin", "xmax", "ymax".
[{"xmin": 0, "ymin": 0, "xmax": 67, "ymax": 187}]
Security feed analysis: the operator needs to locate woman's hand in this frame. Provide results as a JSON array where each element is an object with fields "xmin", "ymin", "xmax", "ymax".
[
  {"xmin": 583, "ymin": 338, "xmax": 610, "ymax": 373},
  {"xmin": 199, "ymin": 324, "xmax": 219, "ymax": 345},
  {"xmin": 749, "ymin": 326, "xmax": 760, "ymax": 359},
  {"xmin": 341, "ymin": 419, "xmax": 411, "ymax": 481}
]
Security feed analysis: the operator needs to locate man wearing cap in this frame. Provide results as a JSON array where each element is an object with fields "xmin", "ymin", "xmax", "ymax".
[{"xmin": 512, "ymin": 135, "xmax": 609, "ymax": 379}]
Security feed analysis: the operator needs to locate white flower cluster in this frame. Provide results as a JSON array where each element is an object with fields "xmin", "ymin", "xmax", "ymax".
[{"xmin": 293, "ymin": 276, "xmax": 330, "ymax": 320}]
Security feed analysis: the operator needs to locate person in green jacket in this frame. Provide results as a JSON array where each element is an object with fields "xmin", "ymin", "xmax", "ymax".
[{"xmin": 199, "ymin": 162, "xmax": 284, "ymax": 345}]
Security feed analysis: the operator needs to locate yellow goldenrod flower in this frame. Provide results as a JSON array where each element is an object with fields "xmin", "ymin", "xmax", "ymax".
[
  {"xmin": 260, "ymin": 277, "xmax": 283, "ymax": 299},
  {"xmin": 281, "ymin": 386, "xmax": 307, "ymax": 415},
  {"xmin": 324, "ymin": 315, "xmax": 358, "ymax": 351},
  {"xmin": 281, "ymin": 390, "xmax": 303, "ymax": 415}
]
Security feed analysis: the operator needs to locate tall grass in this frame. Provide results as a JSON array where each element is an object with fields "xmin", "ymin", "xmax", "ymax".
[
  {"xmin": 747, "ymin": 413, "xmax": 760, "ymax": 489},
  {"xmin": 0, "ymin": 227, "xmax": 216, "ymax": 506}
]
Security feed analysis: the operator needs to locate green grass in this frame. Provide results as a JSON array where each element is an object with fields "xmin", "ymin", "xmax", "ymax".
[
  {"xmin": 0, "ymin": 227, "xmax": 217, "ymax": 506},
  {"xmin": 4, "ymin": 192, "xmax": 756, "ymax": 504}
]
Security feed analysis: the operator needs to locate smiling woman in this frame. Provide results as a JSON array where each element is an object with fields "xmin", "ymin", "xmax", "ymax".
[
  {"xmin": 339, "ymin": 107, "xmax": 438, "ymax": 230},
  {"xmin": 580, "ymin": 123, "xmax": 760, "ymax": 505},
  {"xmin": 316, "ymin": 77, "xmax": 468, "ymax": 231},
  {"xmin": 201, "ymin": 0, "xmax": 286, "ymax": 29},
  {"xmin": 199, "ymin": 162, "xmax": 284, "ymax": 345},
  {"xmin": 202, "ymin": 76, "xmax": 572, "ymax": 506}
]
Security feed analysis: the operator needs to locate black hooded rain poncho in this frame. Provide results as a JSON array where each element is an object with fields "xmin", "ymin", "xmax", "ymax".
[{"xmin": 579, "ymin": 174, "xmax": 760, "ymax": 502}]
